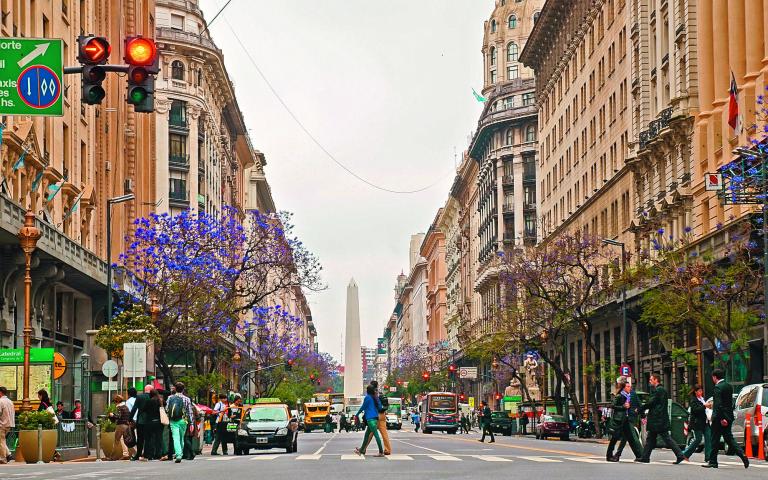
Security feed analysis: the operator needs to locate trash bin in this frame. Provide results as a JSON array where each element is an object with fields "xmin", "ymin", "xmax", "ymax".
[{"xmin": 669, "ymin": 400, "xmax": 688, "ymax": 448}]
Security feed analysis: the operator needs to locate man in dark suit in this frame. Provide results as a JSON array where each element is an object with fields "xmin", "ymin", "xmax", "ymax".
[
  {"xmin": 478, "ymin": 401, "xmax": 495, "ymax": 443},
  {"xmin": 129, "ymin": 385, "xmax": 152, "ymax": 461},
  {"xmin": 637, "ymin": 373, "xmax": 685, "ymax": 464},
  {"xmin": 703, "ymin": 369, "xmax": 749, "ymax": 469}
]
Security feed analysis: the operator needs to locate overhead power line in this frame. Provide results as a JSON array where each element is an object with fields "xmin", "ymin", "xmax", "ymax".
[
  {"xmin": 200, "ymin": 0, "xmax": 235, "ymax": 36},
  {"xmin": 221, "ymin": 18, "xmax": 452, "ymax": 194}
]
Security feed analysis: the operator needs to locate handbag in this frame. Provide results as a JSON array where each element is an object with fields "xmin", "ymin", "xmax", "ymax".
[
  {"xmin": 159, "ymin": 406, "xmax": 170, "ymax": 426},
  {"xmin": 46, "ymin": 405, "xmax": 60, "ymax": 425},
  {"xmin": 123, "ymin": 426, "xmax": 137, "ymax": 448}
]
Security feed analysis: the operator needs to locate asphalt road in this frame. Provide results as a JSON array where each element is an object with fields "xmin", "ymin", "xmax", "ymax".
[{"xmin": 0, "ymin": 426, "xmax": 763, "ymax": 480}]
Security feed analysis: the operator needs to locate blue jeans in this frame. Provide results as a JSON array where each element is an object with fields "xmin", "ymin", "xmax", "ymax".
[{"xmin": 170, "ymin": 419, "xmax": 188, "ymax": 460}]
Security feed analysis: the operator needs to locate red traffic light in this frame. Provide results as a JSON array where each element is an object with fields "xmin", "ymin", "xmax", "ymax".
[
  {"xmin": 309, "ymin": 373, "xmax": 316, "ymax": 381},
  {"xmin": 422, "ymin": 371, "xmax": 430, "ymax": 381},
  {"xmin": 396, "ymin": 379, "xmax": 403, "ymax": 386},
  {"xmin": 449, "ymin": 364, "xmax": 457, "ymax": 372},
  {"xmin": 78, "ymin": 36, "xmax": 111, "ymax": 64},
  {"xmin": 326, "ymin": 387, "xmax": 332, "ymax": 393},
  {"xmin": 494, "ymin": 392, "xmax": 501, "ymax": 400},
  {"xmin": 124, "ymin": 36, "xmax": 157, "ymax": 66}
]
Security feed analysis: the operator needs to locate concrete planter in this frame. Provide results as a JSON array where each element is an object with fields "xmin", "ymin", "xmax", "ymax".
[
  {"xmin": 18, "ymin": 429, "xmax": 57, "ymax": 463},
  {"xmin": 100, "ymin": 431, "xmax": 117, "ymax": 459}
]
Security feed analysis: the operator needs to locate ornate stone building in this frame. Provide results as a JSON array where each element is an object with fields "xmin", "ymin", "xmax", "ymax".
[
  {"xmin": 154, "ymin": 0, "xmax": 255, "ymax": 215},
  {"xmin": 421, "ymin": 209, "xmax": 448, "ymax": 346}
]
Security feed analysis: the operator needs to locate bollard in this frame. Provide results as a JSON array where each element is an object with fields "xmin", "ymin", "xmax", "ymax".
[
  {"xmin": 95, "ymin": 423, "xmax": 102, "ymax": 462},
  {"xmin": 36, "ymin": 424, "xmax": 43, "ymax": 464},
  {"xmin": 758, "ymin": 409, "xmax": 766, "ymax": 461},
  {"xmin": 746, "ymin": 413, "xmax": 754, "ymax": 458}
]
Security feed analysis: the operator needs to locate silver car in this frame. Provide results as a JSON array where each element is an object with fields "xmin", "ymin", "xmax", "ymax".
[{"xmin": 732, "ymin": 384, "xmax": 768, "ymax": 449}]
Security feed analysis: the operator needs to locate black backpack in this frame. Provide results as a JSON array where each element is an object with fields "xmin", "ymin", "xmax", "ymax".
[
  {"xmin": 168, "ymin": 395, "xmax": 185, "ymax": 421},
  {"xmin": 379, "ymin": 395, "xmax": 389, "ymax": 413}
]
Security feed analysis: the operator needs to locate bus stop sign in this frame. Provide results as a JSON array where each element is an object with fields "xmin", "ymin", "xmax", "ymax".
[{"xmin": 0, "ymin": 38, "xmax": 63, "ymax": 116}]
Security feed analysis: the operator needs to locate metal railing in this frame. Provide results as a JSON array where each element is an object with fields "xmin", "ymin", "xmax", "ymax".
[{"xmin": 57, "ymin": 419, "xmax": 89, "ymax": 449}]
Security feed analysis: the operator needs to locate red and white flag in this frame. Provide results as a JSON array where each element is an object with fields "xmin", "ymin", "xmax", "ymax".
[{"xmin": 728, "ymin": 71, "xmax": 742, "ymax": 134}]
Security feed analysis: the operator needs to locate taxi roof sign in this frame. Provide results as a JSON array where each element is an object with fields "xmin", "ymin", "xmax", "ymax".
[{"xmin": 254, "ymin": 398, "xmax": 283, "ymax": 404}]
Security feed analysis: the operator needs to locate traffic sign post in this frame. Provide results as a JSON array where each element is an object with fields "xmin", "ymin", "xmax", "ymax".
[{"xmin": 0, "ymin": 38, "xmax": 63, "ymax": 116}]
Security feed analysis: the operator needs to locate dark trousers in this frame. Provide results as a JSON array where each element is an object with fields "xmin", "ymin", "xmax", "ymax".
[
  {"xmin": 480, "ymin": 422, "xmax": 495, "ymax": 442},
  {"xmin": 134, "ymin": 424, "xmax": 146, "ymax": 459},
  {"xmin": 414, "ymin": 422, "xmax": 420, "ymax": 432},
  {"xmin": 607, "ymin": 420, "xmax": 643, "ymax": 459},
  {"xmin": 211, "ymin": 423, "xmax": 229, "ymax": 454},
  {"xmin": 142, "ymin": 423, "xmax": 162, "ymax": 460},
  {"xmin": 709, "ymin": 422, "xmax": 746, "ymax": 466},
  {"xmin": 682, "ymin": 426, "xmax": 711, "ymax": 462},
  {"xmin": 461, "ymin": 422, "xmax": 469, "ymax": 434},
  {"xmin": 640, "ymin": 430, "xmax": 684, "ymax": 462}
]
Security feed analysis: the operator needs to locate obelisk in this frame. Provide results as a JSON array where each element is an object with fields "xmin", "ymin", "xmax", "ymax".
[{"xmin": 344, "ymin": 278, "xmax": 363, "ymax": 400}]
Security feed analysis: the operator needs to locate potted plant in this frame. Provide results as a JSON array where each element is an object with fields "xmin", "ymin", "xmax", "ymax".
[
  {"xmin": 17, "ymin": 410, "xmax": 57, "ymax": 463},
  {"xmin": 98, "ymin": 404, "xmax": 117, "ymax": 459}
]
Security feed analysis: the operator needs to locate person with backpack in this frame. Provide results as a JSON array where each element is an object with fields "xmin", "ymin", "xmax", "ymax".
[
  {"xmin": 210, "ymin": 394, "xmax": 230, "ymax": 455},
  {"xmin": 166, "ymin": 382, "xmax": 194, "ymax": 463}
]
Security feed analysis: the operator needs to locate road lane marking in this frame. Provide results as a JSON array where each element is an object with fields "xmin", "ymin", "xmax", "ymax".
[
  {"xmin": 474, "ymin": 455, "xmax": 513, "ymax": 462},
  {"xmin": 386, "ymin": 454, "xmax": 414, "ymax": 460},
  {"xmin": 206, "ymin": 456, "xmax": 236, "ymax": 461},
  {"xmin": 430, "ymin": 455, "xmax": 461, "ymax": 461},
  {"xmin": 313, "ymin": 431, "xmax": 338, "ymax": 455},
  {"xmin": 394, "ymin": 438, "xmax": 451, "ymax": 455},
  {"xmin": 563, "ymin": 456, "xmax": 604, "ymax": 463},
  {"xmin": 341, "ymin": 454, "xmax": 364, "ymax": 460},
  {"xmin": 296, "ymin": 454, "xmax": 322, "ymax": 460},
  {"xmin": 516, "ymin": 456, "xmax": 562, "ymax": 462},
  {"xmin": 250, "ymin": 454, "xmax": 281, "ymax": 460},
  {"xmin": 432, "ymin": 436, "xmax": 596, "ymax": 457}
]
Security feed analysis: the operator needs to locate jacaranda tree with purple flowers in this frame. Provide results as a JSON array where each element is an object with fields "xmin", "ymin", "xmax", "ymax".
[
  {"xmin": 117, "ymin": 207, "xmax": 323, "ymax": 387},
  {"xmin": 633, "ymin": 223, "xmax": 762, "ymax": 382}
]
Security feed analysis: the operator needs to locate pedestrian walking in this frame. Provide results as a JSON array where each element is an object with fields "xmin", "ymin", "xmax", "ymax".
[
  {"xmin": 460, "ymin": 413, "xmax": 470, "ymax": 434},
  {"xmin": 413, "ymin": 411, "xmax": 421, "ymax": 433},
  {"xmin": 478, "ymin": 400, "xmax": 495, "ymax": 443},
  {"xmin": 144, "ymin": 389, "xmax": 163, "ymax": 460},
  {"xmin": 637, "ymin": 374, "xmax": 685, "ymax": 464},
  {"xmin": 362, "ymin": 381, "xmax": 391, "ymax": 455},
  {"xmin": 354, "ymin": 385, "xmax": 384, "ymax": 457},
  {"xmin": 129, "ymin": 385, "xmax": 153, "ymax": 460},
  {"xmin": 606, "ymin": 381, "xmax": 642, "ymax": 462},
  {"xmin": 0, "ymin": 386, "xmax": 15, "ymax": 464},
  {"xmin": 37, "ymin": 389, "xmax": 52, "ymax": 412},
  {"xmin": 519, "ymin": 414, "xmax": 529, "ymax": 435},
  {"xmin": 339, "ymin": 412, "xmax": 348, "ymax": 432},
  {"xmin": 109, "ymin": 394, "xmax": 135, "ymax": 460},
  {"xmin": 703, "ymin": 369, "xmax": 749, "ymax": 469},
  {"xmin": 681, "ymin": 384, "xmax": 711, "ymax": 463},
  {"xmin": 210, "ymin": 393, "xmax": 230, "ymax": 455},
  {"xmin": 612, "ymin": 379, "xmax": 642, "ymax": 459},
  {"xmin": 324, "ymin": 412, "xmax": 333, "ymax": 433},
  {"xmin": 166, "ymin": 382, "xmax": 195, "ymax": 463}
]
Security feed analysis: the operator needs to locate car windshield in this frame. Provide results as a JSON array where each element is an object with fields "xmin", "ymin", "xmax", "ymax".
[
  {"xmin": 491, "ymin": 412, "xmax": 508, "ymax": 419},
  {"xmin": 387, "ymin": 404, "xmax": 401, "ymax": 414},
  {"xmin": 248, "ymin": 407, "xmax": 288, "ymax": 422},
  {"xmin": 544, "ymin": 415, "xmax": 566, "ymax": 423},
  {"xmin": 429, "ymin": 395, "xmax": 456, "ymax": 413}
]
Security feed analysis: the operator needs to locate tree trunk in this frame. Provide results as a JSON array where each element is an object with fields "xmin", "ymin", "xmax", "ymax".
[{"xmin": 155, "ymin": 350, "xmax": 175, "ymax": 389}]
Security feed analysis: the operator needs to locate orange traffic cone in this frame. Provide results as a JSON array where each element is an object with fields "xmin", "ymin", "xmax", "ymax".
[
  {"xmin": 758, "ymin": 410, "xmax": 766, "ymax": 461},
  {"xmin": 746, "ymin": 412, "xmax": 754, "ymax": 458}
]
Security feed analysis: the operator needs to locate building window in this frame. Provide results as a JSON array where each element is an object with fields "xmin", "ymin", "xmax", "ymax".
[
  {"xmin": 507, "ymin": 64, "xmax": 519, "ymax": 80},
  {"xmin": 525, "ymin": 125, "xmax": 537, "ymax": 142},
  {"xmin": 505, "ymin": 129, "xmax": 513, "ymax": 145},
  {"xmin": 533, "ymin": 11, "xmax": 541, "ymax": 23},
  {"xmin": 171, "ymin": 13, "xmax": 184, "ymax": 30},
  {"xmin": 490, "ymin": 70, "xmax": 497, "ymax": 84},
  {"xmin": 508, "ymin": 14, "xmax": 517, "ymax": 29},
  {"xmin": 169, "ymin": 100, "xmax": 187, "ymax": 127},
  {"xmin": 490, "ymin": 46, "xmax": 497, "ymax": 66},
  {"xmin": 507, "ymin": 42, "xmax": 518, "ymax": 62},
  {"xmin": 491, "ymin": 19, "xmax": 497, "ymax": 33},
  {"xmin": 522, "ymin": 92, "xmax": 535, "ymax": 106},
  {"xmin": 169, "ymin": 133, "xmax": 187, "ymax": 164},
  {"xmin": 196, "ymin": 68, "xmax": 203, "ymax": 87},
  {"xmin": 171, "ymin": 60, "xmax": 185, "ymax": 81},
  {"xmin": 169, "ymin": 178, "xmax": 187, "ymax": 200}
]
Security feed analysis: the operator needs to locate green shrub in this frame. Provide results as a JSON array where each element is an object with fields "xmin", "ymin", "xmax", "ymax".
[{"xmin": 17, "ymin": 411, "xmax": 56, "ymax": 430}]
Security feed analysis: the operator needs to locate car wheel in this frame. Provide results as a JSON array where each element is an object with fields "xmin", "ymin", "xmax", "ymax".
[
  {"xmin": 504, "ymin": 429, "xmax": 512, "ymax": 436},
  {"xmin": 242, "ymin": 448, "xmax": 250, "ymax": 455},
  {"xmin": 560, "ymin": 434, "xmax": 569, "ymax": 441},
  {"xmin": 448, "ymin": 429, "xmax": 457, "ymax": 434},
  {"xmin": 424, "ymin": 429, "xmax": 432, "ymax": 434}
]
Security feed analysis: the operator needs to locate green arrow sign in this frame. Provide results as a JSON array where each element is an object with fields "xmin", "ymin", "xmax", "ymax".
[{"xmin": 0, "ymin": 38, "xmax": 64, "ymax": 116}]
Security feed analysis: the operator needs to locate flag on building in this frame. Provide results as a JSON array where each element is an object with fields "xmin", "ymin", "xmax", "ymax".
[
  {"xmin": 728, "ymin": 71, "xmax": 742, "ymax": 134},
  {"xmin": 12, "ymin": 148, "xmax": 27, "ymax": 171},
  {"xmin": 47, "ymin": 180, "xmax": 64, "ymax": 202},
  {"xmin": 472, "ymin": 88, "xmax": 487, "ymax": 103},
  {"xmin": 62, "ymin": 190, "xmax": 85, "ymax": 221},
  {"xmin": 30, "ymin": 169, "xmax": 44, "ymax": 192}
]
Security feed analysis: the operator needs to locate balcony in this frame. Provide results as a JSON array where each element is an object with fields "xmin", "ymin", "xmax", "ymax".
[
  {"xmin": 523, "ymin": 202, "xmax": 536, "ymax": 211},
  {"xmin": 502, "ymin": 175, "xmax": 514, "ymax": 186},
  {"xmin": 502, "ymin": 204, "xmax": 515, "ymax": 214},
  {"xmin": 169, "ymin": 154, "xmax": 189, "ymax": 171},
  {"xmin": 523, "ymin": 169, "xmax": 536, "ymax": 183},
  {"xmin": 156, "ymin": 26, "xmax": 222, "ymax": 56},
  {"xmin": 169, "ymin": 115, "xmax": 187, "ymax": 130},
  {"xmin": 503, "ymin": 232, "xmax": 515, "ymax": 243},
  {"xmin": 169, "ymin": 189, "xmax": 189, "ymax": 208}
]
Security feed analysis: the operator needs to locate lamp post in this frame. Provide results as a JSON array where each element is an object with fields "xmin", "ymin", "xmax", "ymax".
[
  {"xmin": 106, "ymin": 194, "xmax": 135, "ymax": 325},
  {"xmin": 601, "ymin": 239, "xmax": 628, "ymax": 366},
  {"xmin": 17, "ymin": 210, "xmax": 41, "ymax": 412}
]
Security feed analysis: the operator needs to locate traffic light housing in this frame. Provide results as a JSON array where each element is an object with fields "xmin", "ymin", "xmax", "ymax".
[
  {"xmin": 494, "ymin": 392, "xmax": 502, "ymax": 401},
  {"xmin": 124, "ymin": 36, "xmax": 158, "ymax": 112},
  {"xmin": 448, "ymin": 364, "xmax": 457, "ymax": 378},
  {"xmin": 309, "ymin": 373, "xmax": 316, "ymax": 381},
  {"xmin": 422, "ymin": 371, "xmax": 430, "ymax": 381},
  {"xmin": 285, "ymin": 359, "xmax": 294, "ymax": 371},
  {"xmin": 459, "ymin": 393, "xmax": 466, "ymax": 402},
  {"xmin": 77, "ymin": 36, "xmax": 110, "ymax": 105}
]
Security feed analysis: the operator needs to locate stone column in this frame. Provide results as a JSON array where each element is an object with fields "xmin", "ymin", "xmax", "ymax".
[
  {"xmin": 154, "ymin": 99, "xmax": 172, "ymax": 215},
  {"xmin": 697, "ymin": 1, "xmax": 714, "ymax": 110},
  {"xmin": 727, "ymin": 0, "xmax": 746, "ymax": 80},
  {"xmin": 712, "ymin": 0, "xmax": 729, "ymax": 105},
  {"xmin": 188, "ymin": 105, "xmax": 202, "ymax": 211},
  {"xmin": 744, "ymin": 1, "xmax": 764, "ymax": 78}
]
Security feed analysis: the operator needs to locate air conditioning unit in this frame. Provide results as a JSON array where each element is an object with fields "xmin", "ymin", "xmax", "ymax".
[{"xmin": 124, "ymin": 178, "xmax": 134, "ymax": 194}]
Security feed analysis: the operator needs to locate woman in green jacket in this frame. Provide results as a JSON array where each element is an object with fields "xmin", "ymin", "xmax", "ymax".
[{"xmin": 606, "ymin": 381, "xmax": 642, "ymax": 462}]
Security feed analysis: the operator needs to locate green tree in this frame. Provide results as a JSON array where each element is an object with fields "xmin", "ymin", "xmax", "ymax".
[{"xmin": 94, "ymin": 304, "xmax": 160, "ymax": 359}]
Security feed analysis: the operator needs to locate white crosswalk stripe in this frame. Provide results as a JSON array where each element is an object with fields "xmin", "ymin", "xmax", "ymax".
[
  {"xmin": 386, "ymin": 454, "xmax": 414, "ymax": 460},
  {"xmin": 250, "ymin": 454, "xmax": 282, "ymax": 460},
  {"xmin": 341, "ymin": 454, "xmax": 364, "ymax": 460},
  {"xmin": 563, "ymin": 457, "xmax": 604, "ymax": 463},
  {"xmin": 515, "ymin": 456, "xmax": 563, "ymax": 463},
  {"xmin": 296, "ymin": 454, "xmax": 322, "ymax": 460},
  {"xmin": 429, "ymin": 455, "xmax": 461, "ymax": 461},
  {"xmin": 474, "ymin": 455, "xmax": 513, "ymax": 462}
]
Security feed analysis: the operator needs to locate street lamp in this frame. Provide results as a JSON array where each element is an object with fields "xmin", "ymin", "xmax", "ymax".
[
  {"xmin": 106, "ymin": 193, "xmax": 135, "ymax": 325},
  {"xmin": 17, "ymin": 210, "xmax": 41, "ymax": 412},
  {"xmin": 601, "ymin": 238, "xmax": 628, "ymax": 368}
]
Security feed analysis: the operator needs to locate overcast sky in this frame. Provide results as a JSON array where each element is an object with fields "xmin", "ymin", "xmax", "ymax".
[{"xmin": 200, "ymin": 0, "xmax": 489, "ymax": 363}]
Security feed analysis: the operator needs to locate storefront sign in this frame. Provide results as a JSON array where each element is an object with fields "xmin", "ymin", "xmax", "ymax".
[{"xmin": 53, "ymin": 352, "xmax": 66, "ymax": 379}]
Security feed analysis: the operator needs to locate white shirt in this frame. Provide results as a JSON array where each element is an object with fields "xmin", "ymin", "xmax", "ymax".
[{"xmin": 126, "ymin": 396, "xmax": 137, "ymax": 421}]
